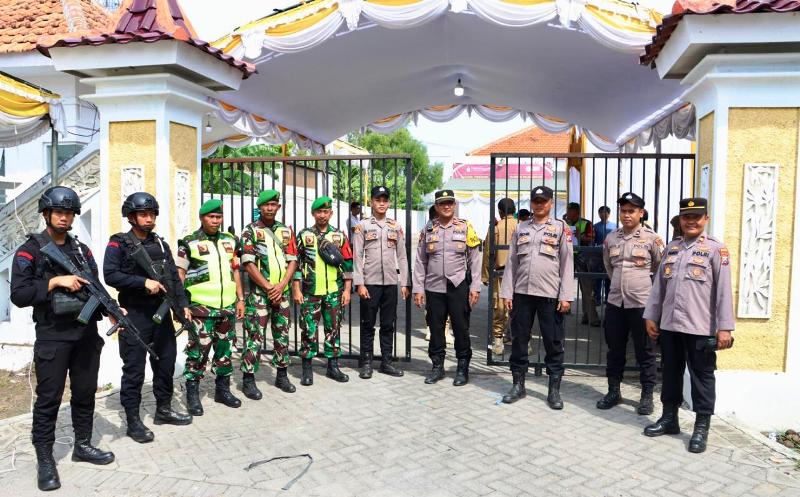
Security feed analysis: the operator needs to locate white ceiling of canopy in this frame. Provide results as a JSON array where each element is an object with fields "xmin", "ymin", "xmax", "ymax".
[{"xmin": 213, "ymin": 11, "xmax": 685, "ymax": 145}]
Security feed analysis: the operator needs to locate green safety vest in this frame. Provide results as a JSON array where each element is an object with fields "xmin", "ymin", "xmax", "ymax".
[
  {"xmin": 299, "ymin": 228, "xmax": 346, "ymax": 296},
  {"xmin": 183, "ymin": 232, "xmax": 238, "ymax": 309},
  {"xmin": 251, "ymin": 224, "xmax": 292, "ymax": 285}
]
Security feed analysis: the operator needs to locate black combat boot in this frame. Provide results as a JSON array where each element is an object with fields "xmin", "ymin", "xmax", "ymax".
[
  {"xmin": 424, "ymin": 357, "xmax": 445, "ymax": 384},
  {"xmin": 644, "ymin": 403, "xmax": 681, "ymax": 437},
  {"xmin": 34, "ymin": 443, "xmax": 60, "ymax": 491},
  {"xmin": 153, "ymin": 403, "xmax": 193, "ymax": 425},
  {"xmin": 379, "ymin": 355, "xmax": 404, "ymax": 377},
  {"xmin": 326, "ymin": 358, "xmax": 350, "ymax": 382},
  {"xmin": 241, "ymin": 372, "xmax": 263, "ymax": 400},
  {"xmin": 688, "ymin": 414, "xmax": 711, "ymax": 453},
  {"xmin": 214, "ymin": 375, "xmax": 242, "ymax": 408},
  {"xmin": 452, "ymin": 358, "xmax": 470, "ymax": 386},
  {"xmin": 301, "ymin": 358, "xmax": 313, "ymax": 386},
  {"xmin": 125, "ymin": 408, "xmax": 154, "ymax": 443},
  {"xmin": 359, "ymin": 352, "xmax": 374, "ymax": 380},
  {"xmin": 72, "ymin": 432, "xmax": 115, "ymax": 465},
  {"xmin": 547, "ymin": 373, "xmax": 564, "ymax": 410},
  {"xmin": 596, "ymin": 377, "xmax": 622, "ymax": 410},
  {"xmin": 637, "ymin": 384, "xmax": 655, "ymax": 415},
  {"xmin": 275, "ymin": 367, "xmax": 296, "ymax": 393},
  {"xmin": 185, "ymin": 379, "xmax": 203, "ymax": 416},
  {"xmin": 502, "ymin": 369, "xmax": 527, "ymax": 404}
]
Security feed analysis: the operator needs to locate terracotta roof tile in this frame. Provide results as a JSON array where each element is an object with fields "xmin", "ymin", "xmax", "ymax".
[
  {"xmin": 37, "ymin": 0, "xmax": 255, "ymax": 78},
  {"xmin": 641, "ymin": 0, "xmax": 800, "ymax": 67},
  {"xmin": 467, "ymin": 126, "xmax": 571, "ymax": 156},
  {"xmin": 0, "ymin": 0, "xmax": 112, "ymax": 54}
]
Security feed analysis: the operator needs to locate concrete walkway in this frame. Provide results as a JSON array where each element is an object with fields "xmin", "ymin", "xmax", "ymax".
[{"xmin": 0, "ymin": 292, "xmax": 798, "ymax": 496}]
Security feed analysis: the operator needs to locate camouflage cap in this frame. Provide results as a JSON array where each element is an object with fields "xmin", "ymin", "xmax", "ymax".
[
  {"xmin": 257, "ymin": 189, "xmax": 280, "ymax": 206},
  {"xmin": 199, "ymin": 199, "xmax": 223, "ymax": 216},
  {"xmin": 311, "ymin": 196, "xmax": 333, "ymax": 211}
]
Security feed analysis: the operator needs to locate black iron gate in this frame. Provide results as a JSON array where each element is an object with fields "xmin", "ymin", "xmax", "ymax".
[
  {"xmin": 486, "ymin": 152, "xmax": 695, "ymax": 371},
  {"xmin": 201, "ymin": 154, "xmax": 414, "ymax": 362}
]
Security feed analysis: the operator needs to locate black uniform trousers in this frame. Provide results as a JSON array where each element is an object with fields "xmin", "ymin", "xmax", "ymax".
[
  {"xmin": 509, "ymin": 294, "xmax": 564, "ymax": 376},
  {"xmin": 604, "ymin": 303, "xmax": 657, "ymax": 386},
  {"xmin": 659, "ymin": 329, "xmax": 716, "ymax": 415},
  {"xmin": 360, "ymin": 285, "xmax": 398, "ymax": 359},
  {"xmin": 118, "ymin": 306, "xmax": 177, "ymax": 411},
  {"xmin": 426, "ymin": 280, "xmax": 472, "ymax": 361},
  {"xmin": 32, "ymin": 330, "xmax": 103, "ymax": 445}
]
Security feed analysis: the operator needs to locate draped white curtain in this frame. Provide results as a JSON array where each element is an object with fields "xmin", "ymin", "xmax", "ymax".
[
  {"xmin": 226, "ymin": 0, "xmax": 660, "ymax": 60},
  {"xmin": 208, "ymin": 98, "xmax": 325, "ymax": 154}
]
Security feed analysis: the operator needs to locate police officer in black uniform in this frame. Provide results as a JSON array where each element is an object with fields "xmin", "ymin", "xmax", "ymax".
[
  {"xmin": 103, "ymin": 192, "xmax": 193, "ymax": 444},
  {"xmin": 10, "ymin": 186, "xmax": 115, "ymax": 491}
]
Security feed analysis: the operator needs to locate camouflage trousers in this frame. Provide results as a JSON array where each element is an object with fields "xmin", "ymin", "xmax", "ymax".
[
  {"xmin": 183, "ymin": 311, "xmax": 236, "ymax": 381},
  {"xmin": 242, "ymin": 291, "xmax": 291, "ymax": 372},
  {"xmin": 299, "ymin": 291, "xmax": 343, "ymax": 359}
]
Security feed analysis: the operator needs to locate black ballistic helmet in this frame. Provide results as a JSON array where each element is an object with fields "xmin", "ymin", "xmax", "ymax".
[
  {"xmin": 38, "ymin": 186, "xmax": 81, "ymax": 214},
  {"xmin": 122, "ymin": 192, "xmax": 160, "ymax": 216}
]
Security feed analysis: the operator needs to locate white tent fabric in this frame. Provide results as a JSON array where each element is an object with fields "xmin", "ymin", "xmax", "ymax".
[
  {"xmin": 208, "ymin": 98, "xmax": 325, "ymax": 154},
  {"xmin": 216, "ymin": 8, "xmax": 683, "ymax": 147},
  {"xmin": 221, "ymin": 0, "xmax": 660, "ymax": 60}
]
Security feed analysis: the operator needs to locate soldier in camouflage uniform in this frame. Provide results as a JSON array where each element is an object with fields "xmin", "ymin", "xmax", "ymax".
[
  {"xmin": 176, "ymin": 199, "xmax": 246, "ymax": 415},
  {"xmin": 291, "ymin": 196, "xmax": 354, "ymax": 386},
  {"xmin": 240, "ymin": 189, "xmax": 298, "ymax": 398}
]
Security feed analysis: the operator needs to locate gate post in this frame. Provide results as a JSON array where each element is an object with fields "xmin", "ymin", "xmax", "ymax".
[
  {"xmin": 487, "ymin": 155, "xmax": 497, "ymax": 363},
  {"xmin": 79, "ymin": 74, "xmax": 210, "ymax": 250}
]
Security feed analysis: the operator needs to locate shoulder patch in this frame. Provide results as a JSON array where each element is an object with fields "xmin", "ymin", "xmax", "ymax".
[
  {"xmin": 719, "ymin": 247, "xmax": 730, "ymax": 265},
  {"xmin": 353, "ymin": 224, "xmax": 362, "ymax": 234}
]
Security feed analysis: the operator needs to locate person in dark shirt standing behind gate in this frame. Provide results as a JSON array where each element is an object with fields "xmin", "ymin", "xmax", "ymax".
[
  {"xmin": 413, "ymin": 189, "xmax": 482, "ymax": 386},
  {"xmin": 593, "ymin": 205, "xmax": 616, "ymax": 305},
  {"xmin": 500, "ymin": 186, "xmax": 575, "ymax": 409},
  {"xmin": 643, "ymin": 197, "xmax": 734, "ymax": 453},
  {"xmin": 103, "ymin": 192, "xmax": 193, "ymax": 445},
  {"xmin": 565, "ymin": 202, "xmax": 600, "ymax": 327},
  {"xmin": 596, "ymin": 193, "xmax": 662, "ymax": 415},
  {"xmin": 11, "ymin": 187, "xmax": 115, "ymax": 491}
]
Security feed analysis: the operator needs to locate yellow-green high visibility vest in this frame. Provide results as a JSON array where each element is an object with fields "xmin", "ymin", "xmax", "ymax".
[
  {"xmin": 184, "ymin": 232, "xmax": 238, "ymax": 309},
  {"xmin": 252, "ymin": 224, "xmax": 291, "ymax": 285},
  {"xmin": 299, "ymin": 229, "xmax": 344, "ymax": 296}
]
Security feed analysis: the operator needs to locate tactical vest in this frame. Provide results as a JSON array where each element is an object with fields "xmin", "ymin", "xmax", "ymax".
[
  {"xmin": 182, "ymin": 231, "xmax": 238, "ymax": 309},
  {"xmin": 299, "ymin": 227, "xmax": 346, "ymax": 296},
  {"xmin": 30, "ymin": 233, "xmax": 93, "ymax": 323},
  {"xmin": 251, "ymin": 223, "xmax": 291, "ymax": 285}
]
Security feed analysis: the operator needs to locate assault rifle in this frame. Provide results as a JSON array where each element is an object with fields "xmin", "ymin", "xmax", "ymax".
[
  {"xmin": 39, "ymin": 241, "xmax": 159, "ymax": 360},
  {"xmin": 126, "ymin": 236, "xmax": 194, "ymax": 338}
]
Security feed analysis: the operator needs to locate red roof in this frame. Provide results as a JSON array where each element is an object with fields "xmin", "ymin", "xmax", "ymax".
[
  {"xmin": 0, "ymin": 0, "xmax": 112, "ymax": 54},
  {"xmin": 641, "ymin": 0, "xmax": 800, "ymax": 67},
  {"xmin": 467, "ymin": 125, "xmax": 571, "ymax": 156},
  {"xmin": 37, "ymin": 0, "xmax": 255, "ymax": 78}
]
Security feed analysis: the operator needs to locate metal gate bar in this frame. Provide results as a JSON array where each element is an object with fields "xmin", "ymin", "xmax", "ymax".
[{"xmin": 201, "ymin": 154, "xmax": 414, "ymax": 362}]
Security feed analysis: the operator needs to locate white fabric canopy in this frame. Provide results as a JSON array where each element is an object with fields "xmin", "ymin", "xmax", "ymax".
[
  {"xmin": 208, "ymin": 98, "xmax": 325, "ymax": 154},
  {"xmin": 220, "ymin": 0, "xmax": 660, "ymax": 60},
  {"xmin": 216, "ymin": 7, "xmax": 683, "ymax": 147}
]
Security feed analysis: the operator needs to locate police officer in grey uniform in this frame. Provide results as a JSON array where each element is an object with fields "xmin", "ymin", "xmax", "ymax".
[
  {"xmin": 643, "ymin": 197, "xmax": 734, "ymax": 453},
  {"xmin": 413, "ymin": 189, "xmax": 482, "ymax": 386},
  {"xmin": 500, "ymin": 186, "xmax": 575, "ymax": 409},
  {"xmin": 597, "ymin": 192, "xmax": 663, "ymax": 414},
  {"xmin": 353, "ymin": 185, "xmax": 409, "ymax": 379}
]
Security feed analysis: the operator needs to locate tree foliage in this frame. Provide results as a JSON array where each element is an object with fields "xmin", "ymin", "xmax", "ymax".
[
  {"xmin": 202, "ymin": 143, "xmax": 292, "ymax": 194},
  {"xmin": 345, "ymin": 128, "xmax": 443, "ymax": 210}
]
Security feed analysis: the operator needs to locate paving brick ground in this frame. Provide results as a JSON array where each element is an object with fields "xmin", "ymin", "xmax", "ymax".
[{"xmin": 0, "ymin": 293, "xmax": 798, "ymax": 496}]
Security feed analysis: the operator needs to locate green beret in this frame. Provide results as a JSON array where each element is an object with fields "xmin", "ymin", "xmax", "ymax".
[
  {"xmin": 199, "ymin": 199, "xmax": 223, "ymax": 216},
  {"xmin": 311, "ymin": 196, "xmax": 333, "ymax": 212},
  {"xmin": 257, "ymin": 189, "xmax": 280, "ymax": 206}
]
